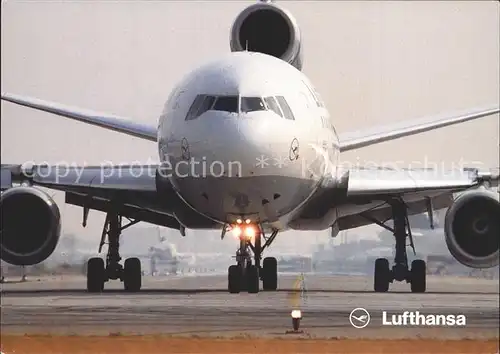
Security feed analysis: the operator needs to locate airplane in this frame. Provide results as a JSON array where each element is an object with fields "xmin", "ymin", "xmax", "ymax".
[{"xmin": 1, "ymin": 0, "xmax": 499, "ymax": 294}]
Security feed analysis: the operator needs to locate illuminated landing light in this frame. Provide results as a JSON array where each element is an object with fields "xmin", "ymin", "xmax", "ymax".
[
  {"xmin": 231, "ymin": 224, "xmax": 257, "ymax": 241},
  {"xmin": 232, "ymin": 226, "xmax": 242, "ymax": 238},
  {"xmin": 291, "ymin": 309, "xmax": 302, "ymax": 331},
  {"xmin": 244, "ymin": 225, "xmax": 256, "ymax": 239}
]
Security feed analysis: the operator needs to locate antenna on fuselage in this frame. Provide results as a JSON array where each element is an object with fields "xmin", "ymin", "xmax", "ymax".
[{"xmin": 245, "ymin": 41, "xmax": 249, "ymax": 51}]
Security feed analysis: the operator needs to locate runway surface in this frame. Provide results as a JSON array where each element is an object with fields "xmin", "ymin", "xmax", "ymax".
[{"xmin": 1, "ymin": 274, "xmax": 498, "ymax": 339}]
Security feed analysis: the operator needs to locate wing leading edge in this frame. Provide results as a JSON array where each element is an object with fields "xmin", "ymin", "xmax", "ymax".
[
  {"xmin": 3, "ymin": 94, "xmax": 497, "ymax": 149},
  {"xmin": 1, "ymin": 93, "xmax": 157, "ymax": 142},
  {"xmin": 338, "ymin": 106, "xmax": 499, "ymax": 152},
  {"xmin": 345, "ymin": 167, "xmax": 499, "ymax": 197},
  {"xmin": 0, "ymin": 163, "xmax": 219, "ymax": 231},
  {"xmin": 338, "ymin": 167, "xmax": 499, "ymax": 231},
  {"xmin": 292, "ymin": 166, "xmax": 498, "ymax": 231}
]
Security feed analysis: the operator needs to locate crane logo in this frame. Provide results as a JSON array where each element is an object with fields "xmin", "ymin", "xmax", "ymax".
[{"xmin": 349, "ymin": 307, "xmax": 371, "ymax": 329}]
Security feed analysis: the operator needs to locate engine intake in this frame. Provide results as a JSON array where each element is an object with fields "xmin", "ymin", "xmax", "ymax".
[
  {"xmin": 230, "ymin": 2, "xmax": 303, "ymax": 71},
  {"xmin": 1, "ymin": 187, "xmax": 61, "ymax": 266},
  {"xmin": 444, "ymin": 189, "xmax": 499, "ymax": 268}
]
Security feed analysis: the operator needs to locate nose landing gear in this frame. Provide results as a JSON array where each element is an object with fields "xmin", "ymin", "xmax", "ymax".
[{"xmin": 227, "ymin": 225, "xmax": 279, "ymax": 294}]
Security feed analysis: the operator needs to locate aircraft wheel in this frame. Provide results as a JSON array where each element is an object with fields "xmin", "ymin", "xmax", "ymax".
[
  {"xmin": 374, "ymin": 258, "xmax": 390, "ymax": 292},
  {"xmin": 123, "ymin": 257, "xmax": 142, "ymax": 292},
  {"xmin": 262, "ymin": 257, "xmax": 278, "ymax": 291},
  {"xmin": 410, "ymin": 259, "xmax": 426, "ymax": 293},
  {"xmin": 87, "ymin": 257, "xmax": 105, "ymax": 293},
  {"xmin": 246, "ymin": 265, "xmax": 260, "ymax": 294},
  {"xmin": 228, "ymin": 265, "xmax": 242, "ymax": 293}
]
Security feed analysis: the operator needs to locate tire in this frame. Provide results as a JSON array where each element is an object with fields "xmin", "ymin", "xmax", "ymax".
[
  {"xmin": 87, "ymin": 257, "xmax": 105, "ymax": 293},
  {"xmin": 124, "ymin": 257, "xmax": 142, "ymax": 292},
  {"xmin": 410, "ymin": 259, "xmax": 426, "ymax": 293},
  {"xmin": 374, "ymin": 258, "xmax": 390, "ymax": 292},
  {"xmin": 262, "ymin": 257, "xmax": 278, "ymax": 291},
  {"xmin": 246, "ymin": 265, "xmax": 259, "ymax": 294},
  {"xmin": 228, "ymin": 265, "xmax": 241, "ymax": 294}
]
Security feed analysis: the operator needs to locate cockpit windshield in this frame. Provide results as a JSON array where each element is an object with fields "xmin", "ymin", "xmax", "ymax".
[
  {"xmin": 241, "ymin": 97, "xmax": 266, "ymax": 113},
  {"xmin": 263, "ymin": 97, "xmax": 283, "ymax": 118},
  {"xmin": 186, "ymin": 95, "xmax": 215, "ymax": 120},
  {"xmin": 185, "ymin": 94, "xmax": 295, "ymax": 120},
  {"xmin": 212, "ymin": 96, "xmax": 238, "ymax": 113}
]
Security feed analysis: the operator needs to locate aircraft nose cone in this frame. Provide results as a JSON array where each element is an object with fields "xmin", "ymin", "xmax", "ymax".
[
  {"xmin": 168, "ymin": 111, "xmax": 304, "ymax": 181},
  {"xmin": 220, "ymin": 113, "xmax": 294, "ymax": 177},
  {"xmin": 181, "ymin": 112, "xmax": 282, "ymax": 178},
  {"xmin": 205, "ymin": 116, "xmax": 272, "ymax": 178},
  {"xmin": 167, "ymin": 111, "xmax": 314, "ymax": 224}
]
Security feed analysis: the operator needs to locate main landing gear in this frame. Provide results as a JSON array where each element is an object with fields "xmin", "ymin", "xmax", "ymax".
[
  {"xmin": 365, "ymin": 199, "xmax": 427, "ymax": 293},
  {"xmin": 227, "ymin": 224, "xmax": 279, "ymax": 294},
  {"xmin": 86, "ymin": 211, "xmax": 143, "ymax": 293}
]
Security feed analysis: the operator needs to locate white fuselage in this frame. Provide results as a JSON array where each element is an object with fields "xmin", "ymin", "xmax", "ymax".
[{"xmin": 157, "ymin": 52, "xmax": 339, "ymax": 229}]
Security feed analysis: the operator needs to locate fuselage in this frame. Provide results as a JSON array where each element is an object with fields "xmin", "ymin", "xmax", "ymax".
[{"xmin": 157, "ymin": 52, "xmax": 339, "ymax": 229}]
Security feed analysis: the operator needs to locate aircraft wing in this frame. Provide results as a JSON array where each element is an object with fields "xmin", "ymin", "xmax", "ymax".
[
  {"xmin": 0, "ymin": 163, "xmax": 186, "ymax": 231},
  {"xmin": 336, "ymin": 167, "xmax": 499, "ymax": 231},
  {"xmin": 344, "ymin": 167, "xmax": 499, "ymax": 196},
  {"xmin": 1, "ymin": 93, "xmax": 157, "ymax": 142},
  {"xmin": 338, "ymin": 106, "xmax": 499, "ymax": 152},
  {"xmin": 294, "ymin": 167, "xmax": 499, "ymax": 231}
]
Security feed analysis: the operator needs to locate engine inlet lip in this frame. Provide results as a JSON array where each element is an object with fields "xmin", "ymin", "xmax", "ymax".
[
  {"xmin": 444, "ymin": 191, "xmax": 500, "ymax": 265},
  {"xmin": 0, "ymin": 186, "xmax": 60, "ymax": 258},
  {"xmin": 230, "ymin": 2, "xmax": 301, "ymax": 63}
]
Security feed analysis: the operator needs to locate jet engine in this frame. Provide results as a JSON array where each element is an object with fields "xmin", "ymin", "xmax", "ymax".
[
  {"xmin": 0, "ymin": 187, "xmax": 61, "ymax": 266},
  {"xmin": 230, "ymin": 1, "xmax": 303, "ymax": 71},
  {"xmin": 444, "ymin": 189, "xmax": 499, "ymax": 268}
]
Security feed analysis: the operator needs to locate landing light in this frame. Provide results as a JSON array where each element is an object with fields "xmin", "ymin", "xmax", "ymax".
[
  {"xmin": 231, "ymin": 225, "xmax": 256, "ymax": 240},
  {"xmin": 236, "ymin": 219, "xmax": 242, "ymax": 224},
  {"xmin": 232, "ymin": 226, "xmax": 242, "ymax": 238},
  {"xmin": 245, "ymin": 219, "xmax": 251, "ymax": 224},
  {"xmin": 244, "ymin": 225, "xmax": 256, "ymax": 239}
]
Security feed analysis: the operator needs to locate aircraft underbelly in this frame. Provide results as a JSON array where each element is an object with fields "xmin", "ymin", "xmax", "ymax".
[{"xmin": 171, "ymin": 173, "xmax": 316, "ymax": 225}]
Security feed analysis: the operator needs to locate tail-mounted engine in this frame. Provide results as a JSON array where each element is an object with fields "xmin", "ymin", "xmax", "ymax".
[
  {"xmin": 0, "ymin": 187, "xmax": 61, "ymax": 266},
  {"xmin": 230, "ymin": 1, "xmax": 303, "ymax": 71},
  {"xmin": 444, "ymin": 189, "xmax": 499, "ymax": 268}
]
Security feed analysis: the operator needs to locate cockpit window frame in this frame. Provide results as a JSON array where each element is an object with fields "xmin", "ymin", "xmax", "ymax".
[
  {"xmin": 263, "ymin": 96, "xmax": 284, "ymax": 118},
  {"xmin": 185, "ymin": 94, "xmax": 207, "ymax": 121},
  {"xmin": 275, "ymin": 96, "xmax": 295, "ymax": 120},
  {"xmin": 186, "ymin": 94, "xmax": 296, "ymax": 121},
  {"xmin": 212, "ymin": 95, "xmax": 239, "ymax": 114},
  {"xmin": 185, "ymin": 94, "xmax": 218, "ymax": 120},
  {"xmin": 240, "ymin": 96, "xmax": 267, "ymax": 113},
  {"xmin": 198, "ymin": 95, "xmax": 216, "ymax": 116}
]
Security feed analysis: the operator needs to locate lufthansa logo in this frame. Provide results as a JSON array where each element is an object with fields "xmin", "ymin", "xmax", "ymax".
[
  {"xmin": 349, "ymin": 308, "xmax": 371, "ymax": 329},
  {"xmin": 289, "ymin": 138, "xmax": 299, "ymax": 161},
  {"xmin": 181, "ymin": 138, "xmax": 190, "ymax": 160}
]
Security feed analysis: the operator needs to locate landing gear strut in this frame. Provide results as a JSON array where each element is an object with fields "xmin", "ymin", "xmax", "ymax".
[
  {"xmin": 227, "ymin": 225, "xmax": 279, "ymax": 294},
  {"xmin": 367, "ymin": 199, "xmax": 427, "ymax": 293},
  {"xmin": 86, "ymin": 211, "xmax": 142, "ymax": 293}
]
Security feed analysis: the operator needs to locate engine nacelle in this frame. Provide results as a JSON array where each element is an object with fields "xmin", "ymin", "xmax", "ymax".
[
  {"xmin": 0, "ymin": 187, "xmax": 61, "ymax": 266},
  {"xmin": 444, "ymin": 189, "xmax": 499, "ymax": 268},
  {"xmin": 230, "ymin": 1, "xmax": 303, "ymax": 71}
]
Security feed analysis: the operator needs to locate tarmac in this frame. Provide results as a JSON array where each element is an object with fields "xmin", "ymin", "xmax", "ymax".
[{"xmin": 1, "ymin": 274, "xmax": 498, "ymax": 339}]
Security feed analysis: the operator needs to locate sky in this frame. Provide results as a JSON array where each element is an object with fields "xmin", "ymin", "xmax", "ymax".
[{"xmin": 1, "ymin": 1, "xmax": 499, "ymax": 252}]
